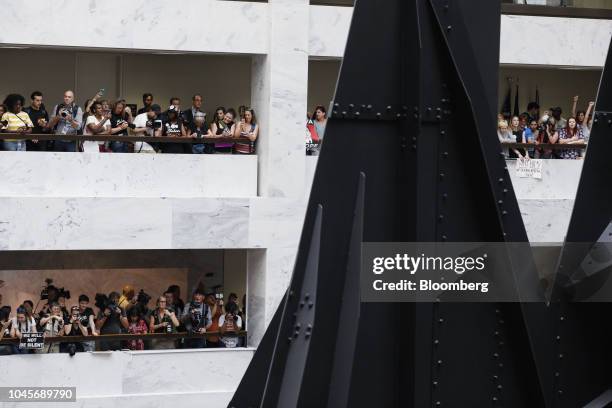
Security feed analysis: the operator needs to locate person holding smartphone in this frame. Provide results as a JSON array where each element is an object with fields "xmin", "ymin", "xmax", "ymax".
[
  {"xmin": 233, "ymin": 108, "xmax": 258, "ymax": 154},
  {"xmin": 39, "ymin": 302, "xmax": 65, "ymax": 353},
  {"xmin": 219, "ymin": 301, "xmax": 242, "ymax": 348}
]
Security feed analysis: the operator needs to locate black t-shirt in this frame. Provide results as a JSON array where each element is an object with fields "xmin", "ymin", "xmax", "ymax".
[
  {"xmin": 24, "ymin": 106, "xmax": 49, "ymax": 134},
  {"xmin": 97, "ymin": 307, "xmax": 126, "ymax": 334},
  {"xmin": 163, "ymin": 120, "xmax": 183, "ymax": 136},
  {"xmin": 110, "ymin": 114, "xmax": 129, "ymax": 136},
  {"xmin": 79, "ymin": 307, "xmax": 94, "ymax": 331}
]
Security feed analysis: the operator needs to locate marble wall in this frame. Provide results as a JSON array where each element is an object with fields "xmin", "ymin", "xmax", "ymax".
[
  {"xmin": 0, "ymin": 152, "xmax": 257, "ymax": 198},
  {"xmin": 0, "ymin": 0, "xmax": 268, "ymax": 55},
  {"xmin": 0, "ymin": 348, "xmax": 255, "ymax": 407}
]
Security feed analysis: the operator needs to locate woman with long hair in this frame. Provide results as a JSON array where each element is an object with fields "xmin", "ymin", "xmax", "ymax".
[
  {"xmin": 557, "ymin": 117, "xmax": 585, "ymax": 159},
  {"xmin": 211, "ymin": 108, "xmax": 236, "ymax": 154},
  {"xmin": 109, "ymin": 100, "xmax": 132, "ymax": 153},
  {"xmin": 312, "ymin": 105, "xmax": 327, "ymax": 142},
  {"xmin": 234, "ymin": 108, "xmax": 258, "ymax": 154}
]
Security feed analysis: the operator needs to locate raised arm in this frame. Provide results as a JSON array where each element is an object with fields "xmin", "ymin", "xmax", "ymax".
[{"xmin": 571, "ymin": 95, "xmax": 579, "ymax": 118}]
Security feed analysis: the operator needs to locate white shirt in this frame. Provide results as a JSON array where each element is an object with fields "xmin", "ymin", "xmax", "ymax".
[
  {"xmin": 133, "ymin": 113, "xmax": 156, "ymax": 153},
  {"xmin": 83, "ymin": 115, "xmax": 111, "ymax": 152}
]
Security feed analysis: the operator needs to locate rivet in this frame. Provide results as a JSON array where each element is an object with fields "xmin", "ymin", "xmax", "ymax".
[
  {"xmin": 376, "ymin": 113, "xmax": 382, "ymax": 119},
  {"xmin": 503, "ymin": 189, "xmax": 508, "ymax": 194},
  {"xmin": 396, "ymin": 113, "xmax": 401, "ymax": 118},
  {"xmin": 434, "ymin": 339, "xmax": 439, "ymax": 345},
  {"xmin": 440, "ymin": 130, "xmax": 446, "ymax": 136},
  {"xmin": 498, "ymin": 178, "xmax": 504, "ymax": 183},
  {"xmin": 438, "ymin": 215, "xmax": 444, "ymax": 221},
  {"xmin": 502, "ymin": 210, "xmax": 507, "ymax": 216},
  {"xmin": 386, "ymin": 105, "xmax": 392, "ymax": 111},
  {"xmin": 427, "ymin": 107, "xmax": 432, "ymax": 112},
  {"xmin": 295, "ymin": 323, "xmax": 301, "ymax": 329},
  {"xmin": 558, "ymin": 390, "xmax": 563, "ymax": 395},
  {"xmin": 361, "ymin": 104, "xmax": 366, "ymax": 109},
  {"xmin": 559, "ymin": 353, "xmax": 564, "ymax": 359},
  {"xmin": 443, "ymin": 151, "xmax": 449, "ymax": 158},
  {"xmin": 433, "ymin": 380, "xmax": 438, "ymax": 387},
  {"xmin": 495, "ymin": 309, "xmax": 500, "ymax": 314},
  {"xmin": 437, "ymin": 359, "xmax": 443, "ymax": 365},
  {"xmin": 402, "ymin": 106, "xmax": 408, "ymax": 111},
  {"xmin": 355, "ymin": 112, "xmax": 361, "ymax": 117},
  {"xmin": 341, "ymin": 111, "xmax": 347, "ymax": 116},
  {"xmin": 499, "ymin": 320, "xmax": 505, "ymax": 324},
  {"xmin": 348, "ymin": 104, "xmax": 354, "ymax": 109},
  {"xmin": 498, "ymin": 363, "xmax": 503, "ymax": 368},
  {"xmin": 439, "ymin": 173, "xmax": 445, "ymax": 179},
  {"xmin": 334, "ymin": 103, "xmax": 339, "ymax": 108},
  {"xmin": 299, "ymin": 301, "xmax": 305, "ymax": 308},
  {"xmin": 441, "ymin": 235, "xmax": 447, "ymax": 241},
  {"xmin": 367, "ymin": 105, "xmax": 372, "ymax": 110},
  {"xmin": 287, "ymin": 337, "xmax": 292, "ymax": 343},
  {"xmin": 307, "ymin": 324, "xmax": 312, "ymax": 331},
  {"xmin": 494, "ymin": 331, "xmax": 499, "ymax": 336},
  {"xmin": 446, "ymin": 25, "xmax": 452, "ymax": 31},
  {"xmin": 438, "ymin": 318, "xmax": 444, "ymax": 323},
  {"xmin": 294, "ymin": 331, "xmax": 299, "ymax": 338},
  {"xmin": 492, "ymin": 397, "xmax": 498, "ymax": 402},
  {"xmin": 436, "ymin": 402, "xmax": 441, "ymax": 407},
  {"xmin": 554, "ymin": 372, "xmax": 560, "ymax": 377},
  {"xmin": 556, "ymin": 335, "xmax": 561, "ymax": 341},
  {"xmin": 304, "ymin": 293, "xmax": 309, "ymax": 300},
  {"xmin": 492, "ymin": 375, "xmax": 498, "ymax": 381},
  {"xmin": 560, "ymin": 316, "xmax": 565, "ymax": 321},
  {"xmin": 289, "ymin": 290, "xmax": 294, "ymax": 297},
  {"xmin": 436, "ymin": 115, "xmax": 441, "ymax": 120},
  {"xmin": 412, "ymin": 144, "xmax": 417, "ymax": 150},
  {"xmin": 305, "ymin": 332, "xmax": 310, "ymax": 339},
  {"xmin": 412, "ymin": 137, "xmax": 417, "ymax": 142},
  {"xmin": 442, "ymin": 193, "xmax": 448, "ymax": 200},
  {"xmin": 308, "ymin": 301, "xmax": 314, "ymax": 308},
  {"xmin": 497, "ymin": 200, "xmax": 503, "ymax": 205},
  {"xmin": 497, "ymin": 385, "xmax": 502, "ymax": 390},
  {"xmin": 332, "ymin": 110, "xmax": 338, "ymax": 116}
]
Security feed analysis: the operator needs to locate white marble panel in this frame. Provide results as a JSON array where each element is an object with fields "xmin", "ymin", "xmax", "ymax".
[
  {"xmin": 264, "ymin": 247, "xmax": 298, "ymax": 325},
  {"xmin": 508, "ymin": 159, "xmax": 583, "ymax": 200},
  {"xmin": 252, "ymin": 2, "xmax": 309, "ymax": 198},
  {"xmin": 0, "ymin": 349, "xmax": 254, "ymax": 408},
  {"xmin": 500, "ymin": 15, "xmax": 612, "ymax": 67},
  {"xmin": 518, "ymin": 199, "xmax": 574, "ymax": 243},
  {"xmin": 309, "ymin": 5, "xmax": 353, "ymax": 58},
  {"xmin": 0, "ymin": 0, "xmax": 268, "ymax": 55},
  {"xmin": 0, "ymin": 152, "xmax": 257, "ymax": 198},
  {"xmin": 0, "ymin": 198, "xmax": 172, "ymax": 250},
  {"xmin": 171, "ymin": 198, "xmax": 250, "ymax": 249},
  {"xmin": 248, "ymin": 197, "xmax": 306, "ymax": 248}
]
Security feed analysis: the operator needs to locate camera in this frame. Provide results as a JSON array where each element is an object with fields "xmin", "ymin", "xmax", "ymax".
[
  {"xmin": 128, "ymin": 123, "xmax": 136, "ymax": 129},
  {"xmin": 57, "ymin": 104, "xmax": 70, "ymax": 118},
  {"xmin": 40, "ymin": 278, "xmax": 70, "ymax": 300}
]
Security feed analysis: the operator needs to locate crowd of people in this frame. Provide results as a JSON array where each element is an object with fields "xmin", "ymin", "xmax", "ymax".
[
  {"xmin": 0, "ymin": 283, "xmax": 246, "ymax": 355},
  {"xmin": 497, "ymin": 96, "xmax": 593, "ymax": 160},
  {"xmin": 0, "ymin": 90, "xmax": 258, "ymax": 154}
]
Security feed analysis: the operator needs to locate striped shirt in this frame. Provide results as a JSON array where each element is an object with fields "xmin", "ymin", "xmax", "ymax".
[{"xmin": 1, "ymin": 112, "xmax": 33, "ymax": 142}]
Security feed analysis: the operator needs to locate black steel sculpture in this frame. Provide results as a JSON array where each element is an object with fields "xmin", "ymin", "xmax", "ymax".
[{"xmin": 230, "ymin": 0, "xmax": 612, "ymax": 407}]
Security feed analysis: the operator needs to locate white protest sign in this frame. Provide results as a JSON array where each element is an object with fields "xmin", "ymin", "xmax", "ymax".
[{"xmin": 515, "ymin": 159, "xmax": 543, "ymax": 179}]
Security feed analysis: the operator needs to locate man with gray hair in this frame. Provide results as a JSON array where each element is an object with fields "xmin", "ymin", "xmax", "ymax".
[{"xmin": 49, "ymin": 90, "xmax": 84, "ymax": 152}]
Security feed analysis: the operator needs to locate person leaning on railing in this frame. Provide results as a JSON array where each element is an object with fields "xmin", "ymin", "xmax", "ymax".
[
  {"xmin": 1, "ymin": 93, "xmax": 33, "ymax": 151},
  {"xmin": 82, "ymin": 101, "xmax": 111, "ymax": 153},
  {"xmin": 10, "ymin": 305, "xmax": 37, "ymax": 354},
  {"xmin": 210, "ymin": 108, "xmax": 236, "ymax": 153},
  {"xmin": 39, "ymin": 302, "xmax": 64, "ymax": 353},
  {"xmin": 219, "ymin": 301, "xmax": 243, "ymax": 348},
  {"xmin": 234, "ymin": 108, "xmax": 258, "ymax": 154},
  {"xmin": 132, "ymin": 104, "xmax": 162, "ymax": 153},
  {"xmin": 149, "ymin": 296, "xmax": 180, "ymax": 350},
  {"xmin": 109, "ymin": 100, "xmax": 134, "ymax": 153},
  {"xmin": 557, "ymin": 117, "xmax": 585, "ymax": 160},
  {"xmin": 48, "ymin": 90, "xmax": 84, "ymax": 152}
]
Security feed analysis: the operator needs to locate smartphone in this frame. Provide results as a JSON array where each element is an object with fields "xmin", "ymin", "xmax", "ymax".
[{"xmin": 99, "ymin": 88, "xmax": 105, "ymax": 96}]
